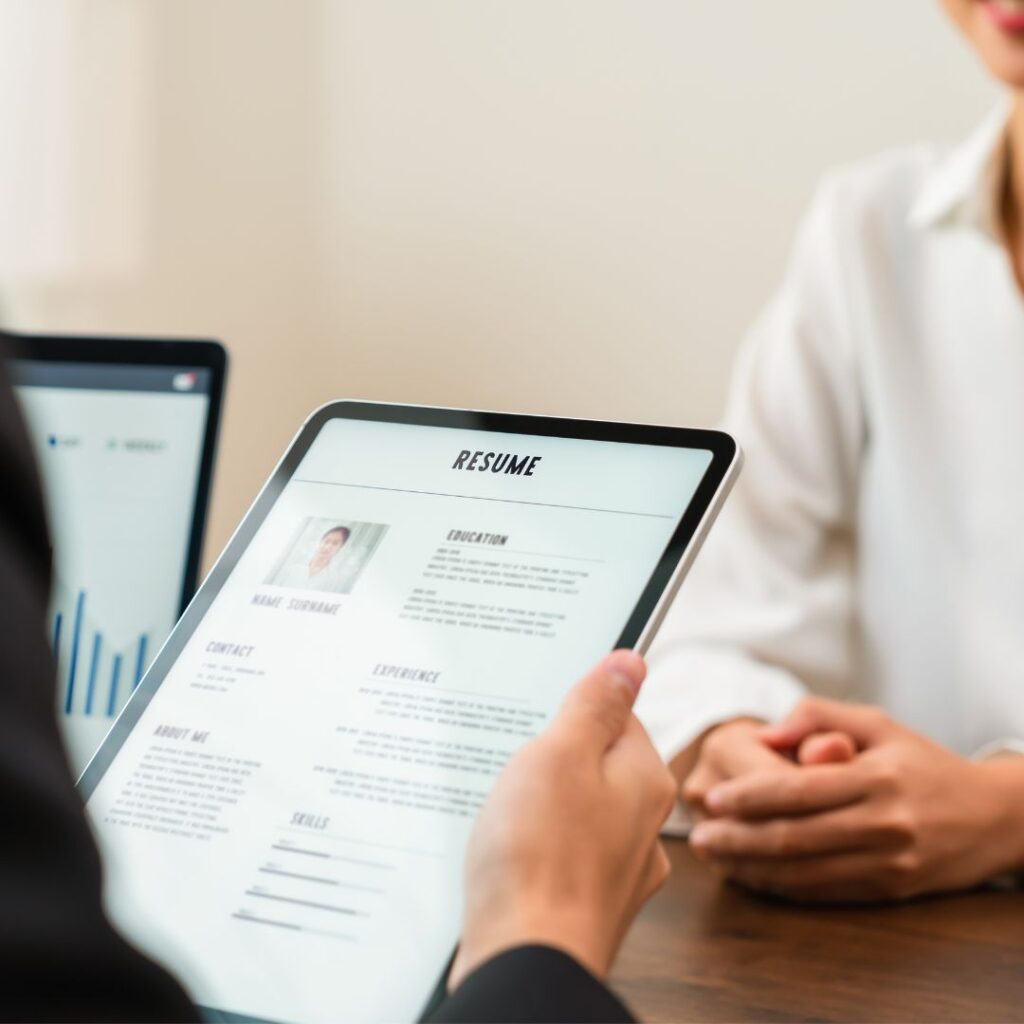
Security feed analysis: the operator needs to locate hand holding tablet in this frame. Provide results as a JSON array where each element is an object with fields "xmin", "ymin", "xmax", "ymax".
[
  {"xmin": 80, "ymin": 401, "xmax": 739, "ymax": 1023},
  {"xmin": 452, "ymin": 649, "xmax": 675, "ymax": 991}
]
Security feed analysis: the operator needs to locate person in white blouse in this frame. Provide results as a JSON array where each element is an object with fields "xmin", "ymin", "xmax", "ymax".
[{"xmin": 636, "ymin": 0, "xmax": 1024, "ymax": 903}]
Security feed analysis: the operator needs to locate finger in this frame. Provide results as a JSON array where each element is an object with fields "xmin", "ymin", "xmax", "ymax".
[
  {"xmin": 690, "ymin": 800, "xmax": 894, "ymax": 862},
  {"xmin": 549, "ymin": 650, "xmax": 646, "ymax": 755},
  {"xmin": 612, "ymin": 839, "xmax": 671, "ymax": 957},
  {"xmin": 637, "ymin": 840, "xmax": 671, "ymax": 905},
  {"xmin": 683, "ymin": 731, "xmax": 792, "ymax": 815},
  {"xmin": 606, "ymin": 717, "xmax": 678, "ymax": 825},
  {"xmin": 798, "ymin": 731, "xmax": 857, "ymax": 765},
  {"xmin": 680, "ymin": 762, "xmax": 716, "ymax": 812},
  {"xmin": 760, "ymin": 698, "xmax": 888, "ymax": 751},
  {"xmin": 724, "ymin": 851, "xmax": 915, "ymax": 903},
  {"xmin": 704, "ymin": 762, "xmax": 870, "ymax": 819},
  {"xmin": 703, "ymin": 727, "xmax": 794, "ymax": 785},
  {"xmin": 622, "ymin": 840, "xmax": 671, "ymax": 935},
  {"xmin": 717, "ymin": 733, "xmax": 792, "ymax": 776}
]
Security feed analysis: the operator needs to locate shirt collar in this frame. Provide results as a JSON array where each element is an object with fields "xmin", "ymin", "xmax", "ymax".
[{"xmin": 908, "ymin": 101, "xmax": 1011, "ymax": 239}]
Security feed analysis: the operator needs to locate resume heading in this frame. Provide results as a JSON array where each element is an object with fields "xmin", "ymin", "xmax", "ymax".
[{"xmin": 451, "ymin": 450, "xmax": 542, "ymax": 476}]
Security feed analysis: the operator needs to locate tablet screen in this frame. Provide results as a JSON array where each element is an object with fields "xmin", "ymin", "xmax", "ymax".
[{"xmin": 84, "ymin": 413, "xmax": 718, "ymax": 1024}]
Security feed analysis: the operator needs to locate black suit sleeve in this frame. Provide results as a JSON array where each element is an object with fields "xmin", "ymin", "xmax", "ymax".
[
  {"xmin": 0, "ymin": 354, "xmax": 199, "ymax": 1023},
  {"xmin": 428, "ymin": 946, "xmax": 635, "ymax": 1024}
]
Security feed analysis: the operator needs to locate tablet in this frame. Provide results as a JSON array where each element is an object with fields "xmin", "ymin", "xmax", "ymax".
[{"xmin": 80, "ymin": 401, "xmax": 739, "ymax": 1024}]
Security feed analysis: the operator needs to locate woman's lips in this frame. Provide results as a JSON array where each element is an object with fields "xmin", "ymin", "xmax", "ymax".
[{"xmin": 982, "ymin": 0, "xmax": 1024, "ymax": 34}]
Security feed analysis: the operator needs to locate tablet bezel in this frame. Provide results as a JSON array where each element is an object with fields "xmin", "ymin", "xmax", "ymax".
[
  {"xmin": 3, "ymin": 330, "xmax": 227, "ymax": 616},
  {"xmin": 77, "ymin": 399, "xmax": 739, "ymax": 1022}
]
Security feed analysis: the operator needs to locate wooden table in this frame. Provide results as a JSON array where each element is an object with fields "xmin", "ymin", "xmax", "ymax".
[{"xmin": 611, "ymin": 838, "xmax": 1024, "ymax": 1022}]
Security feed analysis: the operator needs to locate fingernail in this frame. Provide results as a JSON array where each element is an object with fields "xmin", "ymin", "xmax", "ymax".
[
  {"xmin": 705, "ymin": 787, "xmax": 726, "ymax": 813},
  {"xmin": 604, "ymin": 650, "xmax": 644, "ymax": 693},
  {"xmin": 690, "ymin": 823, "xmax": 715, "ymax": 852}
]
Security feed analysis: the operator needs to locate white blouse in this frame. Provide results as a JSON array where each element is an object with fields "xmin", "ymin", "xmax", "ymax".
[{"xmin": 637, "ymin": 104, "xmax": 1024, "ymax": 761}]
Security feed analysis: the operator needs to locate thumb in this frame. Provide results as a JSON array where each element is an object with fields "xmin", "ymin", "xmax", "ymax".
[
  {"xmin": 797, "ymin": 730, "xmax": 858, "ymax": 765},
  {"xmin": 761, "ymin": 698, "xmax": 886, "ymax": 751},
  {"xmin": 550, "ymin": 649, "xmax": 647, "ymax": 756}
]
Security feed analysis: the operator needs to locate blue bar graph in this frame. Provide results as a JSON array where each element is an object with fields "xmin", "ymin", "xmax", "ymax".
[
  {"xmin": 134, "ymin": 634, "xmax": 148, "ymax": 690},
  {"xmin": 52, "ymin": 588, "xmax": 150, "ymax": 720},
  {"xmin": 85, "ymin": 633, "xmax": 102, "ymax": 715},
  {"xmin": 64, "ymin": 590, "xmax": 85, "ymax": 715},
  {"xmin": 107, "ymin": 654, "xmax": 123, "ymax": 718}
]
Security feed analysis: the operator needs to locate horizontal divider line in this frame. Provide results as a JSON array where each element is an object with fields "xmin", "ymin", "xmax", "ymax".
[
  {"xmin": 291, "ymin": 478, "xmax": 673, "ymax": 519},
  {"xmin": 246, "ymin": 890, "xmax": 361, "ymax": 916},
  {"xmin": 447, "ymin": 545, "xmax": 606, "ymax": 563},
  {"xmin": 271, "ymin": 843, "xmax": 330, "ymax": 858},
  {"xmin": 281, "ymin": 825, "xmax": 440, "ymax": 859},
  {"xmin": 259, "ymin": 866, "xmax": 338, "ymax": 886},
  {"xmin": 361, "ymin": 676, "xmax": 528, "ymax": 703},
  {"xmin": 232, "ymin": 913, "xmax": 300, "ymax": 931}
]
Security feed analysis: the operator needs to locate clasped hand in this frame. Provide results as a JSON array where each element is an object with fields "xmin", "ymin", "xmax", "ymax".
[{"xmin": 685, "ymin": 698, "xmax": 1024, "ymax": 902}]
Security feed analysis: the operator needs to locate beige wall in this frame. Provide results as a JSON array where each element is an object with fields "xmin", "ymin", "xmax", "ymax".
[{"xmin": 1, "ymin": 0, "xmax": 998, "ymax": 567}]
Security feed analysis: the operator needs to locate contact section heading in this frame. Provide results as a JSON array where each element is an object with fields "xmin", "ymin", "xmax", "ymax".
[{"xmin": 451, "ymin": 450, "xmax": 542, "ymax": 476}]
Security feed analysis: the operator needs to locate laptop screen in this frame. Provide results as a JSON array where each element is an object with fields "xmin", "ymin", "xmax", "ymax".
[{"xmin": 10, "ymin": 357, "xmax": 219, "ymax": 774}]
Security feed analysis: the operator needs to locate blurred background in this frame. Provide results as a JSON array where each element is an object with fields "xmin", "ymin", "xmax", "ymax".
[{"xmin": 0, "ymin": 0, "xmax": 998, "ymax": 564}]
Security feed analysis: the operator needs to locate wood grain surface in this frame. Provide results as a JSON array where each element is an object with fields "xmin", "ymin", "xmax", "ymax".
[{"xmin": 611, "ymin": 838, "xmax": 1024, "ymax": 1022}]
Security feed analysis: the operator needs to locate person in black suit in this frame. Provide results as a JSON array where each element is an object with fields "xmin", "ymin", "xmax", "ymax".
[{"xmin": 0, "ymin": 349, "xmax": 676, "ymax": 1023}]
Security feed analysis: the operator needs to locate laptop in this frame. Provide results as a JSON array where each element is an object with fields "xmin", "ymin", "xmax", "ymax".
[{"xmin": 4, "ymin": 332, "xmax": 226, "ymax": 774}]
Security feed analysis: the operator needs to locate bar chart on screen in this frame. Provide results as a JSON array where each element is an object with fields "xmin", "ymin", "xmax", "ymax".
[
  {"xmin": 11, "ymin": 378, "xmax": 212, "ymax": 776},
  {"xmin": 51, "ymin": 579, "xmax": 157, "ymax": 774}
]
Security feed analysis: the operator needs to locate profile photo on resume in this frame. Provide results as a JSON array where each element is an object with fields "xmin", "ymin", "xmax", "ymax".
[{"xmin": 265, "ymin": 516, "xmax": 388, "ymax": 595}]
